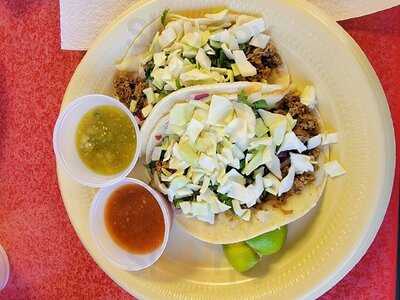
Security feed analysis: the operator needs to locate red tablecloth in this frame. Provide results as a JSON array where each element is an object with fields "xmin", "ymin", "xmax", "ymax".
[{"xmin": 0, "ymin": 2, "xmax": 398, "ymax": 299}]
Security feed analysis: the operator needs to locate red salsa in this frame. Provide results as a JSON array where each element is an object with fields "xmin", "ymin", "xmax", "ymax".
[{"xmin": 104, "ymin": 184, "xmax": 165, "ymax": 254}]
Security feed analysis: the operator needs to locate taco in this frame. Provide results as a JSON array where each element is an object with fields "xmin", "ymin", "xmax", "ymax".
[
  {"xmin": 112, "ymin": 8, "xmax": 290, "ymax": 124},
  {"xmin": 141, "ymin": 82, "xmax": 338, "ymax": 244}
]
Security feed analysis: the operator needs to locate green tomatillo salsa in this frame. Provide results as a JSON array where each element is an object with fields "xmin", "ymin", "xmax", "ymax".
[{"xmin": 75, "ymin": 105, "xmax": 136, "ymax": 175}]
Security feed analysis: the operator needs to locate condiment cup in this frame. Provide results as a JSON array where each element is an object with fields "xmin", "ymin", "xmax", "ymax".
[
  {"xmin": 0, "ymin": 245, "xmax": 10, "ymax": 290},
  {"xmin": 89, "ymin": 178, "xmax": 172, "ymax": 271},
  {"xmin": 53, "ymin": 94, "xmax": 141, "ymax": 188}
]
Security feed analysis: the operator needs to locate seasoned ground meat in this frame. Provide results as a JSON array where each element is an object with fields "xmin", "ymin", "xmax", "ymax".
[
  {"xmin": 259, "ymin": 94, "xmax": 321, "ymax": 209},
  {"xmin": 293, "ymin": 127, "xmax": 310, "ymax": 143},
  {"xmin": 294, "ymin": 113, "xmax": 320, "ymax": 139},
  {"xmin": 292, "ymin": 172, "xmax": 315, "ymax": 194},
  {"xmin": 113, "ymin": 72, "xmax": 148, "ymax": 117},
  {"xmin": 272, "ymin": 93, "xmax": 320, "ymax": 141},
  {"xmin": 235, "ymin": 44, "xmax": 283, "ymax": 82},
  {"xmin": 261, "ymin": 193, "xmax": 290, "ymax": 206},
  {"xmin": 259, "ymin": 170, "xmax": 316, "ymax": 210},
  {"xmin": 306, "ymin": 147, "xmax": 321, "ymax": 161},
  {"xmin": 247, "ymin": 44, "xmax": 282, "ymax": 69},
  {"xmin": 273, "ymin": 93, "xmax": 306, "ymax": 117},
  {"xmin": 281, "ymin": 163, "xmax": 290, "ymax": 177}
]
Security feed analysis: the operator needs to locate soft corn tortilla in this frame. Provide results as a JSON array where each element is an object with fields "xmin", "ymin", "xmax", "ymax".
[
  {"xmin": 141, "ymin": 83, "xmax": 327, "ymax": 244},
  {"xmin": 116, "ymin": 10, "xmax": 290, "ymax": 86},
  {"xmin": 175, "ymin": 161, "xmax": 326, "ymax": 244},
  {"xmin": 141, "ymin": 81, "xmax": 289, "ymax": 155}
]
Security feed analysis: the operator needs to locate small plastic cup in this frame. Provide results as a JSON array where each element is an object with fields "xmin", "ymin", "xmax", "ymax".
[
  {"xmin": 89, "ymin": 178, "xmax": 172, "ymax": 271},
  {"xmin": 53, "ymin": 94, "xmax": 141, "ymax": 188},
  {"xmin": 0, "ymin": 245, "xmax": 10, "ymax": 290}
]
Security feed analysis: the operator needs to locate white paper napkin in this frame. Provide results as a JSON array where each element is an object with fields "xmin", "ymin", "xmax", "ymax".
[
  {"xmin": 60, "ymin": 0, "xmax": 400, "ymax": 50},
  {"xmin": 310, "ymin": 0, "xmax": 400, "ymax": 21},
  {"xmin": 60, "ymin": 0, "xmax": 134, "ymax": 50}
]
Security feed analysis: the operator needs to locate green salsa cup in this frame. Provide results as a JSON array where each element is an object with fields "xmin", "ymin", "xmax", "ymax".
[{"xmin": 53, "ymin": 94, "xmax": 141, "ymax": 187}]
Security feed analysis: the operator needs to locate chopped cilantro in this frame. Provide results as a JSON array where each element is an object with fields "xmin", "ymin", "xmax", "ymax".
[
  {"xmin": 245, "ymin": 176, "xmax": 255, "ymax": 186},
  {"xmin": 209, "ymin": 40, "xmax": 222, "ymax": 49},
  {"xmin": 187, "ymin": 56, "xmax": 196, "ymax": 64},
  {"xmin": 207, "ymin": 184, "xmax": 233, "ymax": 207},
  {"xmin": 161, "ymin": 9, "xmax": 169, "ymax": 27},
  {"xmin": 216, "ymin": 142, "xmax": 224, "ymax": 153},
  {"xmin": 147, "ymin": 161, "xmax": 157, "ymax": 170},
  {"xmin": 252, "ymin": 100, "xmax": 269, "ymax": 110},
  {"xmin": 144, "ymin": 61, "xmax": 154, "ymax": 80},
  {"xmin": 173, "ymin": 198, "xmax": 183, "ymax": 208},
  {"xmin": 260, "ymin": 190, "xmax": 269, "ymax": 201},
  {"xmin": 225, "ymin": 165, "xmax": 233, "ymax": 173},
  {"xmin": 153, "ymin": 87, "xmax": 169, "ymax": 98},
  {"xmin": 239, "ymin": 43, "xmax": 250, "ymax": 53},
  {"xmin": 248, "ymin": 148, "xmax": 258, "ymax": 154},
  {"xmin": 238, "ymin": 90, "xmax": 247, "ymax": 101},
  {"xmin": 159, "ymin": 150, "xmax": 166, "ymax": 161},
  {"xmin": 238, "ymin": 90, "xmax": 252, "ymax": 106},
  {"xmin": 173, "ymin": 195, "xmax": 195, "ymax": 208},
  {"xmin": 217, "ymin": 49, "xmax": 231, "ymax": 68},
  {"xmin": 238, "ymin": 93, "xmax": 270, "ymax": 111},
  {"xmin": 239, "ymin": 158, "xmax": 246, "ymax": 170},
  {"xmin": 175, "ymin": 78, "xmax": 182, "ymax": 89},
  {"xmin": 210, "ymin": 48, "xmax": 233, "ymax": 69},
  {"xmin": 217, "ymin": 193, "xmax": 233, "ymax": 207}
]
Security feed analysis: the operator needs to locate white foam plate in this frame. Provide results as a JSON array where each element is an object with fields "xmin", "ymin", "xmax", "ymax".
[{"xmin": 56, "ymin": 0, "xmax": 395, "ymax": 298}]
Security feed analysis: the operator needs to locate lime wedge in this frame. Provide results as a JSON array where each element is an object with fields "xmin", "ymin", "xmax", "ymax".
[
  {"xmin": 246, "ymin": 226, "xmax": 287, "ymax": 256},
  {"xmin": 223, "ymin": 242, "xmax": 260, "ymax": 272}
]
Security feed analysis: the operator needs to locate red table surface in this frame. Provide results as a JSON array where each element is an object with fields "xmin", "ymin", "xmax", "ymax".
[{"xmin": 0, "ymin": 1, "xmax": 398, "ymax": 299}]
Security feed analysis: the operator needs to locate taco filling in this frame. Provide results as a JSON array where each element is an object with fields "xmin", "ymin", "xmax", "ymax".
[
  {"xmin": 145, "ymin": 84, "xmax": 341, "ymax": 225},
  {"xmin": 113, "ymin": 9, "xmax": 288, "ymax": 123}
]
